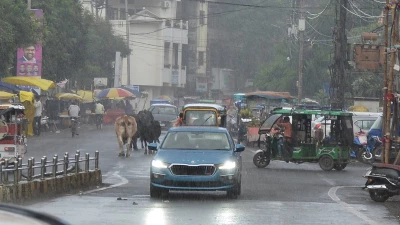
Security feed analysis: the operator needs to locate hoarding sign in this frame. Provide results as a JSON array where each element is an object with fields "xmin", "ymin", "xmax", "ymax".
[{"xmin": 16, "ymin": 9, "xmax": 43, "ymax": 77}]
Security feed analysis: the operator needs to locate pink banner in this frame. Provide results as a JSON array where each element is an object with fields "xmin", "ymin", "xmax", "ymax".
[{"xmin": 16, "ymin": 9, "xmax": 43, "ymax": 77}]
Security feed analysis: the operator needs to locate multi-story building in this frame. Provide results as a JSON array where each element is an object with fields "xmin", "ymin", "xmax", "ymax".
[{"xmin": 81, "ymin": 0, "xmax": 188, "ymax": 109}]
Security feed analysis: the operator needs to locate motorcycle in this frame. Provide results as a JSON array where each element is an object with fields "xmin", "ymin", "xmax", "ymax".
[
  {"xmin": 364, "ymin": 163, "xmax": 400, "ymax": 202},
  {"xmin": 71, "ymin": 118, "xmax": 78, "ymax": 137},
  {"xmin": 351, "ymin": 131, "xmax": 367, "ymax": 162},
  {"xmin": 227, "ymin": 115, "xmax": 238, "ymax": 136},
  {"xmin": 352, "ymin": 131, "xmax": 382, "ymax": 164}
]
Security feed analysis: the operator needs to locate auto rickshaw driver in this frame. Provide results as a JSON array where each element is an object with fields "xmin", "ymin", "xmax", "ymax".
[{"xmin": 276, "ymin": 116, "xmax": 292, "ymax": 162}]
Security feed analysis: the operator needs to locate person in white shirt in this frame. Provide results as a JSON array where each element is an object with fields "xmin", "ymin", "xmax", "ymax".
[
  {"xmin": 94, "ymin": 101, "xmax": 105, "ymax": 124},
  {"xmin": 33, "ymin": 96, "xmax": 42, "ymax": 136},
  {"xmin": 68, "ymin": 101, "xmax": 80, "ymax": 135},
  {"xmin": 68, "ymin": 101, "xmax": 80, "ymax": 118}
]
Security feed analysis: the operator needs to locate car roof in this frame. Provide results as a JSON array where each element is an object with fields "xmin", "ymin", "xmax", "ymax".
[
  {"xmin": 150, "ymin": 104, "xmax": 177, "ymax": 108},
  {"xmin": 168, "ymin": 126, "xmax": 228, "ymax": 133}
]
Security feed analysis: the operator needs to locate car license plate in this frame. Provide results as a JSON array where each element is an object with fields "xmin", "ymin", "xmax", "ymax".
[{"xmin": 160, "ymin": 123, "xmax": 165, "ymax": 127}]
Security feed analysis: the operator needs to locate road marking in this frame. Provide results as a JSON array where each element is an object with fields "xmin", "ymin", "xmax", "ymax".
[
  {"xmin": 328, "ymin": 186, "xmax": 379, "ymax": 225},
  {"xmin": 83, "ymin": 171, "xmax": 129, "ymax": 194}
]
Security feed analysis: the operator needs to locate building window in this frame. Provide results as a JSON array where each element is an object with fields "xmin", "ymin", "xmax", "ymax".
[
  {"xmin": 164, "ymin": 42, "xmax": 171, "ymax": 68},
  {"xmin": 128, "ymin": 9, "xmax": 135, "ymax": 16},
  {"xmin": 199, "ymin": 10, "xmax": 205, "ymax": 25},
  {"xmin": 182, "ymin": 44, "xmax": 188, "ymax": 67},
  {"xmin": 173, "ymin": 43, "xmax": 179, "ymax": 67},
  {"xmin": 108, "ymin": 8, "xmax": 118, "ymax": 20},
  {"xmin": 120, "ymin": 8, "xmax": 126, "ymax": 20},
  {"xmin": 198, "ymin": 51, "xmax": 204, "ymax": 66}
]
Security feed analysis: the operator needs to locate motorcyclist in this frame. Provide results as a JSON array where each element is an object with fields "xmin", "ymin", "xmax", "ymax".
[{"xmin": 237, "ymin": 117, "xmax": 248, "ymax": 144}]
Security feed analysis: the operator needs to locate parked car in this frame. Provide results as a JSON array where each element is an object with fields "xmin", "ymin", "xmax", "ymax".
[
  {"xmin": 149, "ymin": 126, "xmax": 245, "ymax": 199},
  {"xmin": 149, "ymin": 104, "xmax": 179, "ymax": 129}
]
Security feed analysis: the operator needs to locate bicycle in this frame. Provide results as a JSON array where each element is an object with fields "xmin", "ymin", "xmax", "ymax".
[
  {"xmin": 95, "ymin": 114, "xmax": 103, "ymax": 129},
  {"xmin": 70, "ymin": 117, "xmax": 79, "ymax": 137}
]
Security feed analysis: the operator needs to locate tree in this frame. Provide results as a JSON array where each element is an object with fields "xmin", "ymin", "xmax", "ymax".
[
  {"xmin": 32, "ymin": 0, "xmax": 129, "ymax": 87},
  {"xmin": 0, "ymin": 0, "xmax": 41, "ymax": 77}
]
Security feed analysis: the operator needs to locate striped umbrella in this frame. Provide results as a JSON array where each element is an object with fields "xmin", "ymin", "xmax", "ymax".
[{"xmin": 96, "ymin": 88, "xmax": 135, "ymax": 99}]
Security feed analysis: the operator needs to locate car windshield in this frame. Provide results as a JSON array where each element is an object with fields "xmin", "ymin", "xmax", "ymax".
[
  {"xmin": 149, "ymin": 106, "xmax": 177, "ymax": 115},
  {"xmin": 161, "ymin": 131, "xmax": 231, "ymax": 150}
]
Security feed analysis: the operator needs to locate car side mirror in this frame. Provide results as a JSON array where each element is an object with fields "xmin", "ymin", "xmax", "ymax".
[
  {"xmin": 235, "ymin": 144, "xmax": 245, "ymax": 152},
  {"xmin": 148, "ymin": 143, "xmax": 158, "ymax": 151}
]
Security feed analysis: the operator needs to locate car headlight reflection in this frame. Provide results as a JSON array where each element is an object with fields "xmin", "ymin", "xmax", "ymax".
[
  {"xmin": 152, "ymin": 160, "xmax": 168, "ymax": 169},
  {"xmin": 219, "ymin": 161, "xmax": 236, "ymax": 170}
]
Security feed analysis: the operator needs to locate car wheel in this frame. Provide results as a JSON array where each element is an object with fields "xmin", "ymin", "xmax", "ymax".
[
  {"xmin": 319, "ymin": 155, "xmax": 334, "ymax": 171},
  {"xmin": 150, "ymin": 184, "xmax": 165, "ymax": 198},
  {"xmin": 227, "ymin": 180, "xmax": 240, "ymax": 199}
]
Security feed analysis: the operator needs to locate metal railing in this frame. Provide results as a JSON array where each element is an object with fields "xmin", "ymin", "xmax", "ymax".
[{"xmin": 0, "ymin": 150, "xmax": 99, "ymax": 185}]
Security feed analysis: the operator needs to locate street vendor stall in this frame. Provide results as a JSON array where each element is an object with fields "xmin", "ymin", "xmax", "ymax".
[
  {"xmin": 96, "ymin": 88, "xmax": 136, "ymax": 124},
  {"xmin": 2, "ymin": 77, "xmax": 55, "ymax": 136}
]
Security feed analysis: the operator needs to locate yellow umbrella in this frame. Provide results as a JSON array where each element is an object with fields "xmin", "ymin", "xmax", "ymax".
[
  {"xmin": 2, "ymin": 77, "xmax": 55, "ymax": 90},
  {"xmin": 56, "ymin": 93, "xmax": 84, "ymax": 101}
]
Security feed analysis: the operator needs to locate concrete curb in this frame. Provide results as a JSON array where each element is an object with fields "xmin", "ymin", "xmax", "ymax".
[{"xmin": 0, "ymin": 170, "xmax": 102, "ymax": 203}]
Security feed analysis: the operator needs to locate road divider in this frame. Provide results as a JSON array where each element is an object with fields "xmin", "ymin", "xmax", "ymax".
[{"xmin": 0, "ymin": 150, "xmax": 102, "ymax": 203}]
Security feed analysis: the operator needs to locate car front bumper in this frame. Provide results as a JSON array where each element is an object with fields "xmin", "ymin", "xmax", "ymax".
[{"xmin": 151, "ymin": 167, "xmax": 239, "ymax": 191}]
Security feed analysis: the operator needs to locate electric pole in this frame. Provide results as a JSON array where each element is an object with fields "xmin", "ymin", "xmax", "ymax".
[
  {"xmin": 385, "ymin": 3, "xmax": 399, "ymax": 164},
  {"xmin": 125, "ymin": 0, "xmax": 131, "ymax": 85},
  {"xmin": 382, "ymin": 0, "xmax": 390, "ymax": 163},
  {"xmin": 330, "ymin": 0, "xmax": 348, "ymax": 109},
  {"xmin": 297, "ymin": 0, "xmax": 304, "ymax": 103}
]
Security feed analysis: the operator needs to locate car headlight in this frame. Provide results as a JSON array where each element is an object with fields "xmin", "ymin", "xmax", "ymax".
[
  {"xmin": 219, "ymin": 161, "xmax": 236, "ymax": 170},
  {"xmin": 152, "ymin": 160, "xmax": 168, "ymax": 169}
]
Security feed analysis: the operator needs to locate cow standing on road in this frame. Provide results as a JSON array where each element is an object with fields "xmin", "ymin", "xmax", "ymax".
[{"xmin": 115, "ymin": 115, "xmax": 137, "ymax": 157}]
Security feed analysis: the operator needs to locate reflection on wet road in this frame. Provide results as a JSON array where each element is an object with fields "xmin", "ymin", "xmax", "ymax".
[{"xmin": 24, "ymin": 126, "xmax": 399, "ymax": 225}]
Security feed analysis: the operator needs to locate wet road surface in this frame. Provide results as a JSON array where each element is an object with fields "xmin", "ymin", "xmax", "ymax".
[{"xmin": 21, "ymin": 125, "xmax": 400, "ymax": 224}]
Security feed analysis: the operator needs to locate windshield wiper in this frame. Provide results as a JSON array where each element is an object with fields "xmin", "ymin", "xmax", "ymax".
[{"xmin": 201, "ymin": 116, "xmax": 212, "ymax": 125}]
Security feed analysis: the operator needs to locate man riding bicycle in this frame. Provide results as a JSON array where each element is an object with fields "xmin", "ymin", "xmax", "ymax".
[
  {"xmin": 68, "ymin": 100, "xmax": 80, "ymax": 135},
  {"xmin": 94, "ymin": 101, "xmax": 105, "ymax": 125}
]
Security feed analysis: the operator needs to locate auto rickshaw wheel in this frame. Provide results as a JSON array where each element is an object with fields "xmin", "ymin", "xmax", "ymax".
[
  {"xmin": 333, "ymin": 163, "xmax": 347, "ymax": 171},
  {"xmin": 319, "ymin": 155, "xmax": 334, "ymax": 171},
  {"xmin": 253, "ymin": 152, "xmax": 270, "ymax": 168}
]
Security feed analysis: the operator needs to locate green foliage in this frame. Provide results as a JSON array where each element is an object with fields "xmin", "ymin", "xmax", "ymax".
[
  {"xmin": 239, "ymin": 108, "xmax": 253, "ymax": 118},
  {"xmin": 0, "ymin": 0, "xmax": 41, "ymax": 76},
  {"xmin": 31, "ymin": 0, "xmax": 129, "ymax": 86},
  {"xmin": 247, "ymin": 119, "xmax": 261, "ymax": 127}
]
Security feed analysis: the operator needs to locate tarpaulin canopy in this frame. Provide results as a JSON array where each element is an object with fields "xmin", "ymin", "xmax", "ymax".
[
  {"xmin": 72, "ymin": 90, "xmax": 97, "ymax": 102},
  {"xmin": 245, "ymin": 91, "xmax": 294, "ymax": 100},
  {"xmin": 56, "ymin": 93, "xmax": 84, "ymax": 101},
  {"xmin": 2, "ymin": 77, "xmax": 56, "ymax": 91},
  {"xmin": 0, "ymin": 91, "xmax": 17, "ymax": 100}
]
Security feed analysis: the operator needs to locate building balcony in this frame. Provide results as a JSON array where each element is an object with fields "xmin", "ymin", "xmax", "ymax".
[{"xmin": 162, "ymin": 20, "xmax": 188, "ymax": 45}]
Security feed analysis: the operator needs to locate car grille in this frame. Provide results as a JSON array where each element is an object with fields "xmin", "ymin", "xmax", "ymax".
[
  {"xmin": 170, "ymin": 165, "xmax": 216, "ymax": 176},
  {"xmin": 161, "ymin": 180, "xmax": 224, "ymax": 187}
]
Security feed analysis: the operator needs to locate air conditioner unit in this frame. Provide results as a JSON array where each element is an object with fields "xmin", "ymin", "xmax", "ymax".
[{"xmin": 162, "ymin": 1, "xmax": 171, "ymax": 9}]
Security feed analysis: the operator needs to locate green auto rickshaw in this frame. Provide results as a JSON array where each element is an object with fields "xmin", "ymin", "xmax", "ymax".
[{"xmin": 253, "ymin": 108, "xmax": 354, "ymax": 171}]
